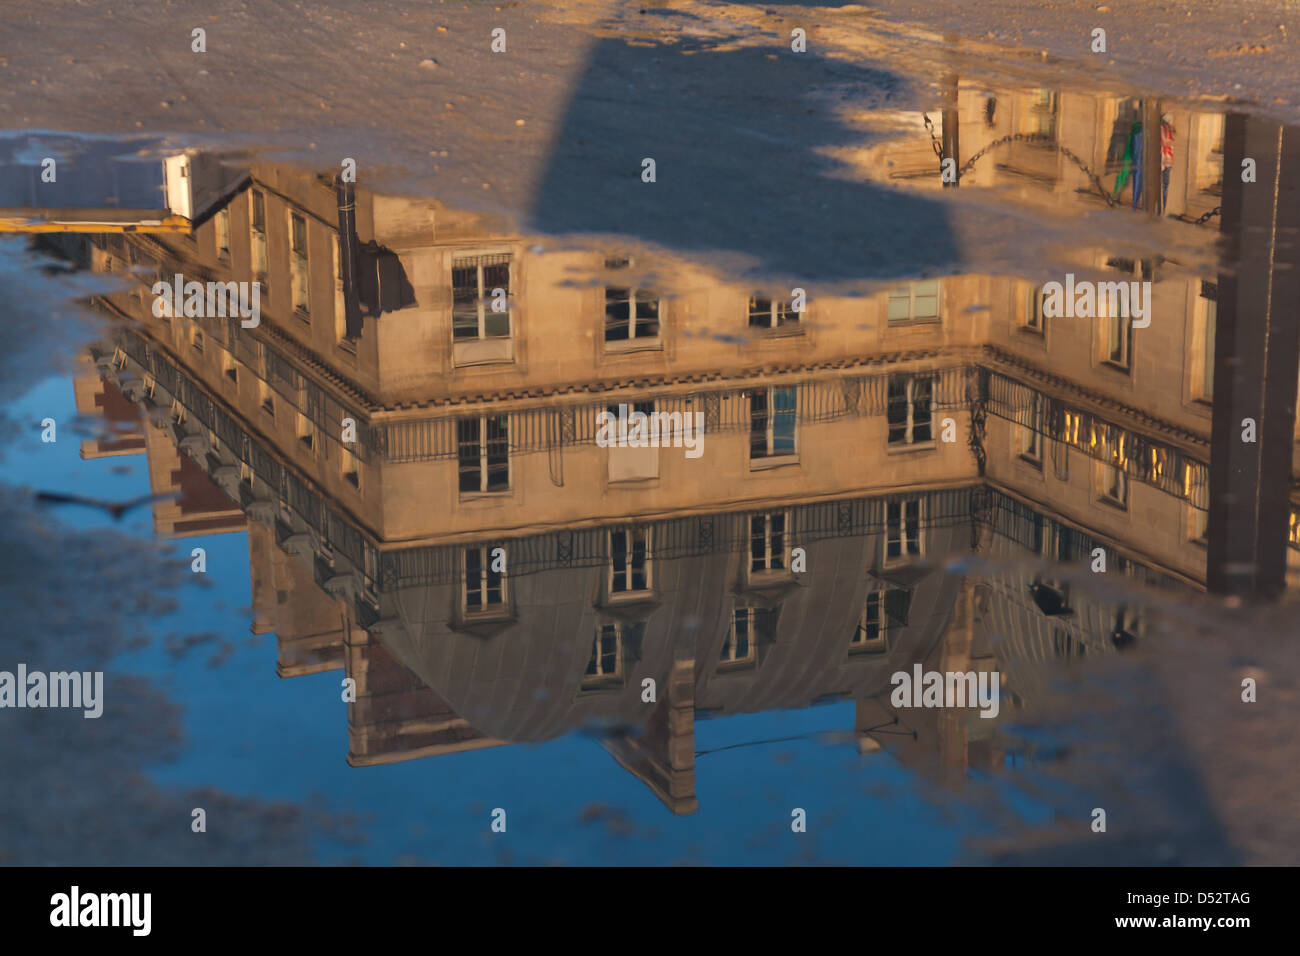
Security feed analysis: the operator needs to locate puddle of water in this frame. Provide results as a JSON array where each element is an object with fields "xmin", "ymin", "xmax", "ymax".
[{"xmin": 2, "ymin": 53, "xmax": 1298, "ymax": 867}]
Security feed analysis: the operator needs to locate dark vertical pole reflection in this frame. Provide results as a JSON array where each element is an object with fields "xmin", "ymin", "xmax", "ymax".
[
  {"xmin": 1207, "ymin": 116, "xmax": 1300, "ymax": 598},
  {"xmin": 1142, "ymin": 99, "xmax": 1163, "ymax": 216},
  {"xmin": 335, "ymin": 178, "xmax": 364, "ymax": 339},
  {"xmin": 942, "ymin": 71, "xmax": 960, "ymax": 188}
]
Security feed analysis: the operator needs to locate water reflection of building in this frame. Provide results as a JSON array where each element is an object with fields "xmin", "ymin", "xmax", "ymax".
[
  {"xmin": 42, "ymin": 84, "xmax": 1300, "ymax": 813},
  {"xmin": 73, "ymin": 358, "xmax": 246, "ymax": 536}
]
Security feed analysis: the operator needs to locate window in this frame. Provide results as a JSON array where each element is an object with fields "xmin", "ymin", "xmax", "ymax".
[
  {"xmin": 1101, "ymin": 258, "xmax": 1135, "ymax": 370},
  {"xmin": 1019, "ymin": 392, "xmax": 1044, "ymax": 463},
  {"xmin": 259, "ymin": 382, "xmax": 274, "ymax": 417},
  {"xmin": 887, "ymin": 375, "xmax": 934, "ymax": 446},
  {"xmin": 852, "ymin": 585, "xmax": 909, "ymax": 653},
  {"xmin": 457, "ymin": 415, "xmax": 510, "ymax": 494},
  {"xmin": 750, "ymin": 387, "xmax": 797, "ymax": 460},
  {"xmin": 1193, "ymin": 281, "xmax": 1216, "ymax": 402},
  {"xmin": 1185, "ymin": 462, "xmax": 1208, "ymax": 542},
  {"xmin": 1098, "ymin": 463, "xmax": 1127, "ymax": 507},
  {"xmin": 1097, "ymin": 426, "xmax": 1128, "ymax": 508},
  {"xmin": 215, "ymin": 207, "xmax": 230, "ymax": 261},
  {"xmin": 720, "ymin": 608, "xmax": 760, "ymax": 668},
  {"xmin": 609, "ymin": 526, "xmax": 651, "ymax": 596},
  {"xmin": 250, "ymin": 190, "xmax": 268, "ymax": 281},
  {"xmin": 463, "ymin": 546, "xmax": 505, "ymax": 614},
  {"xmin": 603, "ymin": 258, "xmax": 660, "ymax": 343},
  {"xmin": 332, "ymin": 236, "xmax": 352, "ymax": 348},
  {"xmin": 290, "ymin": 212, "xmax": 310, "ymax": 316},
  {"xmin": 298, "ymin": 414, "xmax": 315, "ymax": 452},
  {"xmin": 886, "ymin": 499, "xmax": 923, "ymax": 561},
  {"xmin": 191, "ymin": 330, "xmax": 204, "ymax": 353},
  {"xmin": 1030, "ymin": 89, "xmax": 1058, "ymax": 138},
  {"xmin": 750, "ymin": 512, "xmax": 788, "ymax": 574},
  {"xmin": 584, "ymin": 624, "xmax": 624, "ymax": 687},
  {"xmin": 1022, "ymin": 284, "xmax": 1044, "ymax": 332},
  {"xmin": 748, "ymin": 295, "xmax": 798, "ymax": 329},
  {"xmin": 887, "ymin": 279, "xmax": 940, "ymax": 323},
  {"xmin": 453, "ymin": 255, "xmax": 511, "ymax": 340},
  {"xmin": 1104, "ymin": 311, "xmax": 1132, "ymax": 369}
]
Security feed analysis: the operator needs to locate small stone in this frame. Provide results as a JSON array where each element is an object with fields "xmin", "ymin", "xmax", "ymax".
[
  {"xmin": 419, "ymin": 58, "xmax": 438, "ymax": 69},
  {"xmin": 515, "ymin": 118, "xmax": 525, "ymax": 126}
]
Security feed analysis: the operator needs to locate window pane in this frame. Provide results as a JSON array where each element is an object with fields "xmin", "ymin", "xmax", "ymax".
[
  {"xmin": 912, "ymin": 377, "xmax": 933, "ymax": 442},
  {"xmin": 634, "ymin": 294, "xmax": 659, "ymax": 337},
  {"xmin": 604, "ymin": 288, "xmax": 631, "ymax": 340},
  {"xmin": 465, "ymin": 548, "xmax": 482, "ymax": 608},
  {"xmin": 611, "ymin": 530, "xmax": 628, "ymax": 591},
  {"xmin": 887, "ymin": 377, "xmax": 908, "ymax": 442},
  {"xmin": 912, "ymin": 280, "xmax": 939, "ymax": 318},
  {"xmin": 452, "ymin": 265, "xmax": 479, "ymax": 339},
  {"xmin": 887, "ymin": 501, "xmax": 901, "ymax": 558},
  {"xmin": 1203, "ymin": 302, "xmax": 1216, "ymax": 398},
  {"xmin": 750, "ymin": 390, "xmax": 769, "ymax": 458},
  {"xmin": 457, "ymin": 418, "xmax": 481, "ymax": 492},
  {"xmin": 887, "ymin": 290, "xmax": 911, "ymax": 322},
  {"xmin": 773, "ymin": 387, "xmax": 796, "ymax": 454},
  {"xmin": 770, "ymin": 513, "xmax": 785, "ymax": 568},
  {"xmin": 630, "ymin": 531, "xmax": 647, "ymax": 590},
  {"xmin": 482, "ymin": 263, "xmax": 509, "ymax": 297},
  {"xmin": 485, "ymin": 416, "xmax": 509, "ymax": 491}
]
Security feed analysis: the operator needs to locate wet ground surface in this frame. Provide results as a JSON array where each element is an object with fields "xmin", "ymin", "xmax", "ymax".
[{"xmin": 1, "ymin": 2, "xmax": 1298, "ymax": 866}]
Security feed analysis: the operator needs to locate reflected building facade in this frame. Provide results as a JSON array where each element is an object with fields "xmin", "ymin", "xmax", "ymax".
[{"xmin": 39, "ymin": 83, "xmax": 1300, "ymax": 814}]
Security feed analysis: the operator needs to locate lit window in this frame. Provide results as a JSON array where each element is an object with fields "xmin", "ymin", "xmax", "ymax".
[
  {"xmin": 1097, "ymin": 427, "xmax": 1128, "ymax": 508},
  {"xmin": 1185, "ymin": 463, "xmax": 1208, "ymax": 542}
]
